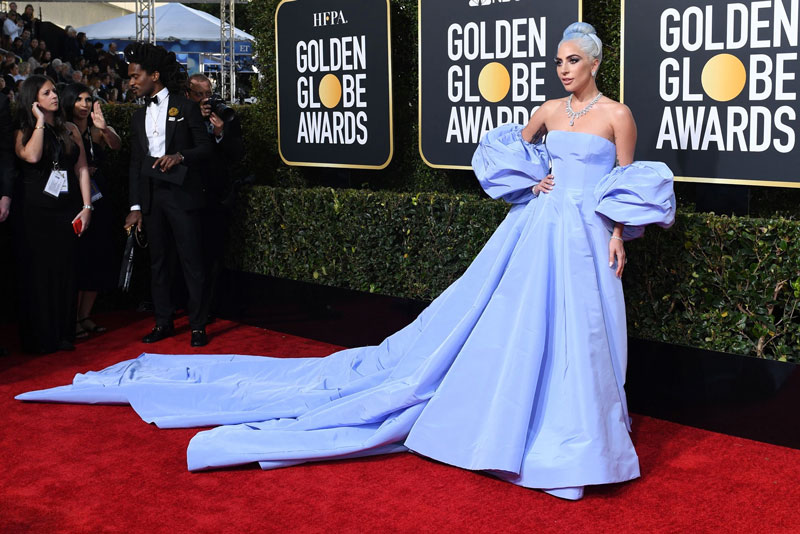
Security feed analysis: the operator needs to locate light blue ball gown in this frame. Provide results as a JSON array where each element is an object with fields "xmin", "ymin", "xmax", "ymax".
[{"xmin": 17, "ymin": 125, "xmax": 676, "ymax": 500}]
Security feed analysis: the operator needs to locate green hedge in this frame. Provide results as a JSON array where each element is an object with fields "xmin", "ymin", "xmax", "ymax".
[
  {"xmin": 626, "ymin": 215, "xmax": 800, "ymax": 361},
  {"xmin": 228, "ymin": 187, "xmax": 507, "ymax": 297},
  {"xmin": 228, "ymin": 187, "xmax": 800, "ymax": 362}
]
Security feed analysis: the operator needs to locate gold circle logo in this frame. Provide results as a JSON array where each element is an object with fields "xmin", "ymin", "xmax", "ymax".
[
  {"xmin": 318, "ymin": 74, "xmax": 342, "ymax": 109},
  {"xmin": 478, "ymin": 62, "xmax": 511, "ymax": 103},
  {"xmin": 701, "ymin": 54, "xmax": 746, "ymax": 102}
]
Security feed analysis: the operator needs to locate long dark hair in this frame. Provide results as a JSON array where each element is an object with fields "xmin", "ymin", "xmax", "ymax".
[
  {"xmin": 123, "ymin": 42, "xmax": 186, "ymax": 94},
  {"xmin": 16, "ymin": 74, "xmax": 74, "ymax": 156},
  {"xmin": 61, "ymin": 82, "xmax": 92, "ymax": 125}
]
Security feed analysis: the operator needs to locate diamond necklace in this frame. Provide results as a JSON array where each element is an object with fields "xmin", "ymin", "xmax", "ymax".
[{"xmin": 565, "ymin": 92, "xmax": 603, "ymax": 127}]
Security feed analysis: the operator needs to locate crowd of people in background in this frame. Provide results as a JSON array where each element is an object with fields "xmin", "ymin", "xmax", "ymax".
[
  {"xmin": 2, "ymin": 3, "xmax": 148, "ymax": 105},
  {"xmin": 0, "ymin": 36, "xmax": 246, "ymax": 355}
]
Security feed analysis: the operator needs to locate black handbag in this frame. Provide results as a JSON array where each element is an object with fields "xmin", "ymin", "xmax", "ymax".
[{"xmin": 118, "ymin": 227, "xmax": 148, "ymax": 292}]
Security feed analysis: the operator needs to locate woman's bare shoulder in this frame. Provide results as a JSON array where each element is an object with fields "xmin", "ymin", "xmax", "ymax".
[
  {"xmin": 599, "ymin": 98, "xmax": 633, "ymax": 119},
  {"xmin": 541, "ymin": 98, "xmax": 567, "ymax": 112},
  {"xmin": 531, "ymin": 98, "xmax": 566, "ymax": 124}
]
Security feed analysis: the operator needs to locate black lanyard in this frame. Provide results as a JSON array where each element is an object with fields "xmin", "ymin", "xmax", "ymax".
[
  {"xmin": 47, "ymin": 126, "xmax": 62, "ymax": 171},
  {"xmin": 83, "ymin": 127, "xmax": 95, "ymax": 162}
]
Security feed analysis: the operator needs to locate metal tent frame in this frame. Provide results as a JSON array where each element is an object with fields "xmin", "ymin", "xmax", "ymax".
[
  {"xmin": 135, "ymin": 0, "xmax": 237, "ymax": 101},
  {"xmin": 218, "ymin": 0, "xmax": 236, "ymax": 101},
  {"xmin": 134, "ymin": 0, "xmax": 156, "ymax": 44}
]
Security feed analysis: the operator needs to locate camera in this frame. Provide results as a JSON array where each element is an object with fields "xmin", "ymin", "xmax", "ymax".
[{"xmin": 206, "ymin": 93, "xmax": 235, "ymax": 123}]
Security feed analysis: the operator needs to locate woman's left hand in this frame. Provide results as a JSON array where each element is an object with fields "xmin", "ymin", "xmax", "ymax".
[
  {"xmin": 72, "ymin": 208, "xmax": 92, "ymax": 237},
  {"xmin": 90, "ymin": 101, "xmax": 107, "ymax": 131},
  {"xmin": 608, "ymin": 237, "xmax": 626, "ymax": 278}
]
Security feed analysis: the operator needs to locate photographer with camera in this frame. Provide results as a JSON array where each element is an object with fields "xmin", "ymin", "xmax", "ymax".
[{"xmin": 186, "ymin": 74, "xmax": 244, "ymax": 321}]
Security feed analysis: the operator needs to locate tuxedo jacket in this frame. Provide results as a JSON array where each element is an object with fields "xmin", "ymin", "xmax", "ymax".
[{"xmin": 129, "ymin": 93, "xmax": 212, "ymax": 213}]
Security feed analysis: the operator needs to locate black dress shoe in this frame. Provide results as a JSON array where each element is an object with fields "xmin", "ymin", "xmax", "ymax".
[
  {"xmin": 142, "ymin": 324, "xmax": 175, "ymax": 343},
  {"xmin": 190, "ymin": 329, "xmax": 208, "ymax": 347}
]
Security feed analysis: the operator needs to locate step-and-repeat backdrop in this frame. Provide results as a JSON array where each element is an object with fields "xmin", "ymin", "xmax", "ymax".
[
  {"xmin": 274, "ymin": 0, "xmax": 796, "ymax": 187},
  {"xmin": 275, "ymin": 0, "xmax": 393, "ymax": 169},
  {"xmin": 623, "ymin": 0, "xmax": 800, "ymax": 187}
]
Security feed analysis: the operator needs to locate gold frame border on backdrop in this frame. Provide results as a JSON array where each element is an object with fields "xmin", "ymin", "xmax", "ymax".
[
  {"xmin": 418, "ymin": 0, "xmax": 584, "ymax": 170},
  {"xmin": 619, "ymin": 0, "xmax": 800, "ymax": 188},
  {"xmin": 275, "ymin": 0, "xmax": 395, "ymax": 169}
]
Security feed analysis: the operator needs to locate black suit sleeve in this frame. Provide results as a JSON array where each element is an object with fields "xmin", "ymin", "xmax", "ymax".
[
  {"xmin": 218, "ymin": 116, "xmax": 245, "ymax": 164},
  {"xmin": 180, "ymin": 100, "xmax": 212, "ymax": 166},
  {"xmin": 0, "ymin": 93, "xmax": 15, "ymax": 199},
  {"xmin": 128, "ymin": 109, "xmax": 144, "ymax": 207}
]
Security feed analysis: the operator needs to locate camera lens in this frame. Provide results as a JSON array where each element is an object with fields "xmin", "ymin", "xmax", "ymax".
[{"xmin": 208, "ymin": 94, "xmax": 235, "ymax": 122}]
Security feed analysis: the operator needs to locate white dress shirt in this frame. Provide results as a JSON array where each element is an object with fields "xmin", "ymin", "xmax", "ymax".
[
  {"xmin": 131, "ymin": 86, "xmax": 170, "ymax": 212},
  {"xmin": 144, "ymin": 86, "xmax": 170, "ymax": 157}
]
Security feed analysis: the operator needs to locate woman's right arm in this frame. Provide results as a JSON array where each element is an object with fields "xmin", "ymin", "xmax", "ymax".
[
  {"xmin": 521, "ymin": 100, "xmax": 556, "ymax": 143},
  {"xmin": 14, "ymin": 103, "xmax": 46, "ymax": 163},
  {"xmin": 522, "ymin": 100, "xmax": 558, "ymax": 196}
]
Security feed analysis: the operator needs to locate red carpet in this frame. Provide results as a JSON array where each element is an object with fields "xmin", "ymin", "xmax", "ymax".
[{"xmin": 1, "ymin": 312, "xmax": 799, "ymax": 533}]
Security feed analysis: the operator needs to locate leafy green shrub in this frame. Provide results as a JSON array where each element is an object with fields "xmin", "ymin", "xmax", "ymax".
[
  {"xmin": 228, "ymin": 187, "xmax": 507, "ymax": 298},
  {"xmin": 625, "ymin": 213, "xmax": 800, "ymax": 361}
]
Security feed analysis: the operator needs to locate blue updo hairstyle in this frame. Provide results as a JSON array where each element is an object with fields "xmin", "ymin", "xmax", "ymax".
[{"xmin": 559, "ymin": 22, "xmax": 603, "ymax": 73}]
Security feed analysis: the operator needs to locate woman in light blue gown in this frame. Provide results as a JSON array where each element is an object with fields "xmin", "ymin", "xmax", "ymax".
[{"xmin": 16, "ymin": 23, "xmax": 676, "ymax": 500}]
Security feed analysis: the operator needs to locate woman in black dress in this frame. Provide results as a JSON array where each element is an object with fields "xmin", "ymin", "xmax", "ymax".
[
  {"xmin": 13, "ymin": 74, "xmax": 92, "ymax": 353},
  {"xmin": 62, "ymin": 83, "xmax": 121, "ymax": 337}
]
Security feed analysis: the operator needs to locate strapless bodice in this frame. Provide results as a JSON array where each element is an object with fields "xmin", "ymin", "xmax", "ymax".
[
  {"xmin": 471, "ymin": 123, "xmax": 676, "ymax": 241},
  {"xmin": 544, "ymin": 130, "xmax": 617, "ymax": 196}
]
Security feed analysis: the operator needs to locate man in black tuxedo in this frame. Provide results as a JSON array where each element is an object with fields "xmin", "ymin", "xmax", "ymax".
[
  {"xmin": 0, "ymin": 91, "xmax": 14, "ymax": 356},
  {"xmin": 123, "ymin": 43, "xmax": 212, "ymax": 347}
]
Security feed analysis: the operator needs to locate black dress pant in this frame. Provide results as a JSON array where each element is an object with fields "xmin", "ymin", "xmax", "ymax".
[
  {"xmin": 201, "ymin": 201, "xmax": 229, "ymax": 315},
  {"xmin": 145, "ymin": 184, "xmax": 207, "ymax": 330}
]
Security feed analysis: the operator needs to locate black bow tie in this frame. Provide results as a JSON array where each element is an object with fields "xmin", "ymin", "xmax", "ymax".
[{"xmin": 144, "ymin": 95, "xmax": 159, "ymax": 106}]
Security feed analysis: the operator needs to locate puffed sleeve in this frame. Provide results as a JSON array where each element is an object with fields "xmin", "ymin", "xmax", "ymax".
[
  {"xmin": 594, "ymin": 161, "xmax": 676, "ymax": 241},
  {"xmin": 471, "ymin": 124, "xmax": 550, "ymax": 204}
]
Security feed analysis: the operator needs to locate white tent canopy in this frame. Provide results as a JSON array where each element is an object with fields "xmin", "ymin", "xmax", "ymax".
[{"xmin": 76, "ymin": 3, "xmax": 254, "ymax": 42}]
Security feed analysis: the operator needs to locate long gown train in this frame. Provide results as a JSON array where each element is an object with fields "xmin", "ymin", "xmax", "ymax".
[{"xmin": 17, "ymin": 126, "xmax": 676, "ymax": 498}]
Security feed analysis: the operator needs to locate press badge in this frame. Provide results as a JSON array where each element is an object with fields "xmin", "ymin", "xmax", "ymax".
[
  {"xmin": 90, "ymin": 179, "xmax": 103, "ymax": 202},
  {"xmin": 44, "ymin": 169, "xmax": 68, "ymax": 197}
]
